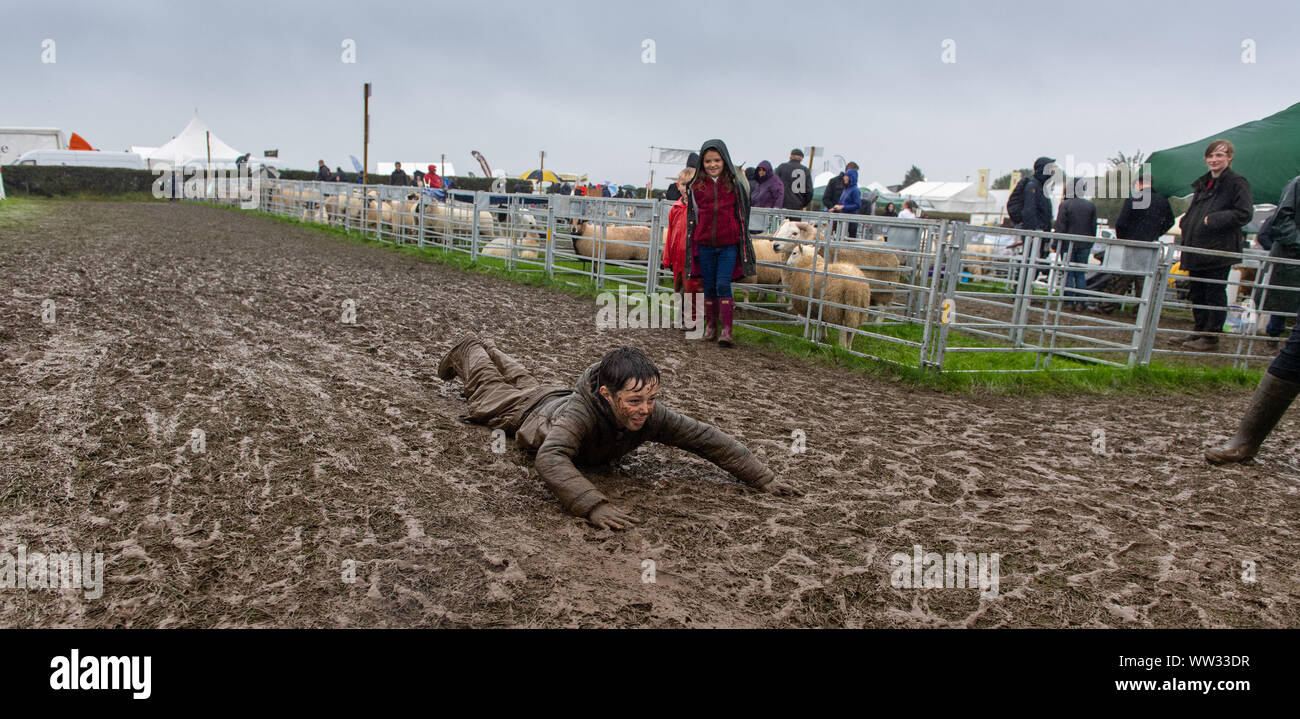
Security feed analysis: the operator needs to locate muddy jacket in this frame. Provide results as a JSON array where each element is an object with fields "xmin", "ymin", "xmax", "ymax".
[{"xmin": 515, "ymin": 363, "xmax": 775, "ymax": 517}]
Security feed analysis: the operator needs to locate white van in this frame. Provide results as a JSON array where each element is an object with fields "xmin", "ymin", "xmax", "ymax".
[{"xmin": 16, "ymin": 149, "xmax": 147, "ymax": 170}]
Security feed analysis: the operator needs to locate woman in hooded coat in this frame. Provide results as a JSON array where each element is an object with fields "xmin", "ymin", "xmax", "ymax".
[
  {"xmin": 684, "ymin": 139, "xmax": 759, "ymax": 347},
  {"xmin": 751, "ymin": 160, "xmax": 785, "ymax": 209}
]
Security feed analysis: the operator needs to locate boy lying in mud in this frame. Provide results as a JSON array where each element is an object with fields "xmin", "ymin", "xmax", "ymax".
[{"xmin": 438, "ymin": 335, "xmax": 800, "ymax": 529}]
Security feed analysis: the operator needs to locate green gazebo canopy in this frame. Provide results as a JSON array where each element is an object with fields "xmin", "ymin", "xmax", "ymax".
[{"xmin": 1149, "ymin": 101, "xmax": 1300, "ymax": 205}]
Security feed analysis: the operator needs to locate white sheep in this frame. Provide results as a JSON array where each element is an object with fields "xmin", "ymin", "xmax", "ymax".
[
  {"xmin": 780, "ymin": 242, "xmax": 872, "ymax": 349},
  {"xmin": 773, "ymin": 220, "xmax": 902, "ymax": 307},
  {"xmin": 569, "ymin": 219, "xmax": 650, "ymax": 261},
  {"xmin": 482, "ymin": 236, "xmax": 541, "ymax": 260}
]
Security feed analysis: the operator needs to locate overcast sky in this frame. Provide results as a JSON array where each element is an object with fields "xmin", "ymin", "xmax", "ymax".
[{"xmin": 8, "ymin": 0, "xmax": 1297, "ymax": 187}]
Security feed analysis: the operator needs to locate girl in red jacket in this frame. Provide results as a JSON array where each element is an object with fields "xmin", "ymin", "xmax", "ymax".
[{"xmin": 662, "ymin": 167, "xmax": 703, "ymax": 329}]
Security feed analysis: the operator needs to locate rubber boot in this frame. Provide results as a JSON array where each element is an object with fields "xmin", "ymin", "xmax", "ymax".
[
  {"xmin": 717, "ymin": 298, "xmax": 735, "ymax": 347},
  {"xmin": 1205, "ymin": 372, "xmax": 1300, "ymax": 464},
  {"xmin": 437, "ymin": 332, "xmax": 481, "ymax": 380},
  {"xmin": 702, "ymin": 299, "xmax": 718, "ymax": 341}
]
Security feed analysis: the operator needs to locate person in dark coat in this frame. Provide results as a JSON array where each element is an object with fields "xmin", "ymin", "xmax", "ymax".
[
  {"xmin": 1011, "ymin": 156, "xmax": 1057, "ymax": 278},
  {"xmin": 1020, "ymin": 156, "xmax": 1056, "ymax": 232},
  {"xmin": 881, "ymin": 202, "xmax": 898, "ymax": 217},
  {"xmin": 827, "ymin": 168, "xmax": 862, "ymax": 237},
  {"xmin": 684, "ymin": 139, "xmax": 759, "ymax": 347},
  {"xmin": 1177, "ymin": 139, "xmax": 1254, "ymax": 352},
  {"xmin": 437, "ymin": 339, "xmax": 798, "ymax": 529},
  {"xmin": 316, "ymin": 160, "xmax": 333, "ymax": 181},
  {"xmin": 390, "ymin": 162, "xmax": 409, "ymax": 186},
  {"xmin": 1054, "ymin": 178, "xmax": 1098, "ymax": 309},
  {"xmin": 821, "ymin": 161, "xmax": 857, "ymax": 211},
  {"xmin": 335, "ymin": 167, "xmax": 346, "ymax": 183},
  {"xmin": 750, "ymin": 160, "xmax": 784, "ymax": 209},
  {"xmin": 1257, "ymin": 174, "xmax": 1300, "ymax": 346},
  {"xmin": 1103, "ymin": 174, "xmax": 1175, "ymax": 310},
  {"xmin": 775, "ymin": 148, "xmax": 813, "ymax": 212}
]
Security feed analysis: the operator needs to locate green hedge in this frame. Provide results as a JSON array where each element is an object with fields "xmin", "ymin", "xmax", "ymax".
[{"xmin": 2, "ymin": 166, "xmax": 160, "ymax": 196}]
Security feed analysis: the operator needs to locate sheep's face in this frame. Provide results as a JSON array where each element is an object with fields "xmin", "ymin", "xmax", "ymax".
[
  {"xmin": 786, "ymin": 243, "xmax": 815, "ymax": 266},
  {"xmin": 773, "ymin": 221, "xmax": 817, "ymax": 253}
]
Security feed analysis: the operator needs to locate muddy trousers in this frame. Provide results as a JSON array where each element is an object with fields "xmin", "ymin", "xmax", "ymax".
[{"xmin": 451, "ymin": 341, "xmax": 541, "ymax": 431}]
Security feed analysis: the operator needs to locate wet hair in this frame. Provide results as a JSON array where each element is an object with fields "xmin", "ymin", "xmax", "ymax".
[
  {"xmin": 596, "ymin": 347, "xmax": 660, "ymax": 396},
  {"xmin": 1205, "ymin": 139, "xmax": 1234, "ymax": 158}
]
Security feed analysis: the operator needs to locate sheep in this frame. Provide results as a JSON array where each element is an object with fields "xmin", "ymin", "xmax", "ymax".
[
  {"xmin": 772, "ymin": 220, "xmax": 903, "ymax": 307},
  {"xmin": 481, "ymin": 236, "xmax": 541, "ymax": 260},
  {"xmin": 780, "ymin": 242, "xmax": 872, "ymax": 349},
  {"xmin": 960, "ymin": 243, "xmax": 1002, "ymax": 278},
  {"xmin": 736, "ymin": 238, "xmax": 797, "ymax": 304},
  {"xmin": 392, "ymin": 200, "xmax": 422, "ymax": 240},
  {"xmin": 444, "ymin": 200, "xmax": 495, "ymax": 238},
  {"xmin": 569, "ymin": 219, "xmax": 650, "ymax": 261}
]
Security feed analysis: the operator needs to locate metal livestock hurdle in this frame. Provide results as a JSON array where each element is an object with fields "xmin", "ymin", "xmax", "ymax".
[{"xmin": 242, "ymin": 179, "xmax": 1291, "ymax": 375}]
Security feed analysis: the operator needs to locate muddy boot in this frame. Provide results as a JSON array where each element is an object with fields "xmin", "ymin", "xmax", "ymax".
[
  {"xmin": 702, "ymin": 299, "xmax": 718, "ymax": 341},
  {"xmin": 437, "ymin": 332, "xmax": 481, "ymax": 381},
  {"xmin": 1181, "ymin": 335, "xmax": 1219, "ymax": 352},
  {"xmin": 717, "ymin": 298, "xmax": 735, "ymax": 347},
  {"xmin": 1205, "ymin": 373, "xmax": 1300, "ymax": 464}
]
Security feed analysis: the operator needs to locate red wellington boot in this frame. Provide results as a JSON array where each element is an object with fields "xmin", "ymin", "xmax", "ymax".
[
  {"xmin": 702, "ymin": 299, "xmax": 718, "ymax": 341},
  {"xmin": 717, "ymin": 298, "xmax": 735, "ymax": 347}
]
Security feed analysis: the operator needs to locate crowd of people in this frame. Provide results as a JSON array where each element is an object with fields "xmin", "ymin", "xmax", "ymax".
[{"xmin": 312, "ymin": 159, "xmax": 456, "ymax": 190}]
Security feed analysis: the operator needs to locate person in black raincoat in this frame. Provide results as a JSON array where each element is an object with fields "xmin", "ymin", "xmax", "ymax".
[
  {"xmin": 683, "ymin": 139, "xmax": 758, "ymax": 347},
  {"xmin": 1176, "ymin": 139, "xmax": 1253, "ymax": 352}
]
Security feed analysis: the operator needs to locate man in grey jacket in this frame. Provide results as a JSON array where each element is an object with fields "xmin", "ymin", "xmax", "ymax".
[{"xmin": 438, "ymin": 335, "xmax": 799, "ymax": 529}]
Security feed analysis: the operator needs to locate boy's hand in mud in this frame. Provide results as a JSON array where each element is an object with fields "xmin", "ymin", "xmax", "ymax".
[
  {"xmin": 588, "ymin": 502, "xmax": 640, "ymax": 530},
  {"xmin": 761, "ymin": 478, "xmax": 802, "ymax": 496}
]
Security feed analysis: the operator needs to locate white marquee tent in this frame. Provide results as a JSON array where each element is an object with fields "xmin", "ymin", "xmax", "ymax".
[
  {"xmin": 131, "ymin": 116, "xmax": 269, "ymax": 169},
  {"xmin": 896, "ymin": 181, "xmax": 1009, "ymax": 215}
]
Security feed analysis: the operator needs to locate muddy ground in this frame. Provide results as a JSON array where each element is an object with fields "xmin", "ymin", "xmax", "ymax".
[{"xmin": 1, "ymin": 201, "xmax": 1296, "ymax": 628}]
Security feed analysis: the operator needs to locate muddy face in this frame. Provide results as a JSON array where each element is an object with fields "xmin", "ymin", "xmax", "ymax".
[{"xmin": 600, "ymin": 378, "xmax": 658, "ymax": 431}]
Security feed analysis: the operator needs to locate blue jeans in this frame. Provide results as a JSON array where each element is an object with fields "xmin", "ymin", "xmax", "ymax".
[
  {"xmin": 1064, "ymin": 242, "xmax": 1092, "ymax": 303},
  {"xmin": 696, "ymin": 244, "xmax": 738, "ymax": 300},
  {"xmin": 1267, "ymin": 313, "xmax": 1290, "ymax": 337}
]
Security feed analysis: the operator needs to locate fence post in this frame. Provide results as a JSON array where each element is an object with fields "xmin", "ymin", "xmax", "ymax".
[
  {"xmin": 471, "ymin": 191, "xmax": 481, "ymax": 259},
  {"xmin": 1136, "ymin": 245, "xmax": 1174, "ymax": 365},
  {"xmin": 1010, "ymin": 233, "xmax": 1037, "ymax": 348},
  {"xmin": 931, "ymin": 222, "xmax": 965, "ymax": 371},
  {"xmin": 545, "ymin": 203, "xmax": 556, "ymax": 281},
  {"xmin": 646, "ymin": 199, "xmax": 662, "ymax": 295},
  {"xmin": 919, "ymin": 220, "xmax": 949, "ymax": 368}
]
